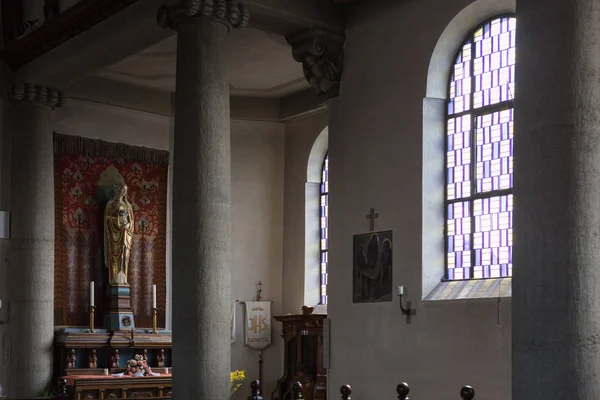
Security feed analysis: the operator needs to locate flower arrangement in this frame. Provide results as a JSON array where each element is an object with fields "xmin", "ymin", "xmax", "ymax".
[
  {"xmin": 230, "ymin": 370, "xmax": 246, "ymax": 397},
  {"xmin": 125, "ymin": 354, "xmax": 152, "ymax": 376}
]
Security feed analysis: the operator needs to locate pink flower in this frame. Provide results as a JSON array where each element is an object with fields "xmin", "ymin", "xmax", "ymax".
[
  {"xmin": 131, "ymin": 367, "xmax": 137, "ymax": 373},
  {"xmin": 137, "ymin": 361, "xmax": 143, "ymax": 366}
]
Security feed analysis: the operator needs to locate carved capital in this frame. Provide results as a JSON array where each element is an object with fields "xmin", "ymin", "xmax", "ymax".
[
  {"xmin": 157, "ymin": 0, "xmax": 250, "ymax": 31},
  {"xmin": 8, "ymin": 82, "xmax": 66, "ymax": 109},
  {"xmin": 286, "ymin": 28, "xmax": 345, "ymax": 99}
]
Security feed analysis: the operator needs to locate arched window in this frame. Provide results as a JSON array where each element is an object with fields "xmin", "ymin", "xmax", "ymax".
[
  {"xmin": 445, "ymin": 16, "xmax": 515, "ymax": 280},
  {"xmin": 320, "ymin": 153, "xmax": 329, "ymax": 304}
]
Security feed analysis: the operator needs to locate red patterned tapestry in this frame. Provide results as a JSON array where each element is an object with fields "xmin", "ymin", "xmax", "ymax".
[{"xmin": 53, "ymin": 133, "xmax": 169, "ymax": 328}]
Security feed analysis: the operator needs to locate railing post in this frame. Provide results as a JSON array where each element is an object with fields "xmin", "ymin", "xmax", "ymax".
[
  {"xmin": 293, "ymin": 382, "xmax": 303, "ymax": 400},
  {"xmin": 248, "ymin": 380, "xmax": 263, "ymax": 400},
  {"xmin": 56, "ymin": 378, "xmax": 69, "ymax": 400},
  {"xmin": 340, "ymin": 384, "xmax": 351, "ymax": 400},
  {"xmin": 397, "ymin": 382, "xmax": 410, "ymax": 400},
  {"xmin": 460, "ymin": 385, "xmax": 475, "ymax": 400}
]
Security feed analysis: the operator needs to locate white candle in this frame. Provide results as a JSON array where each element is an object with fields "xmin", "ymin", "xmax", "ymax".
[
  {"xmin": 90, "ymin": 281, "xmax": 95, "ymax": 307},
  {"xmin": 398, "ymin": 285, "xmax": 404, "ymax": 296},
  {"xmin": 152, "ymin": 284, "xmax": 157, "ymax": 308}
]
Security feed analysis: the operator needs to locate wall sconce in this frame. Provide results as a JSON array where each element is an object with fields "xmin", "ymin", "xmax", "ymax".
[{"xmin": 397, "ymin": 286, "xmax": 415, "ymax": 324}]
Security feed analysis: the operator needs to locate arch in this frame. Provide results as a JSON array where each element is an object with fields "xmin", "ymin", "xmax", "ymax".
[
  {"xmin": 304, "ymin": 127, "xmax": 329, "ymax": 306},
  {"xmin": 426, "ymin": 0, "xmax": 515, "ymax": 99},
  {"xmin": 307, "ymin": 127, "xmax": 329, "ymax": 183},
  {"xmin": 422, "ymin": 0, "xmax": 516, "ymax": 298}
]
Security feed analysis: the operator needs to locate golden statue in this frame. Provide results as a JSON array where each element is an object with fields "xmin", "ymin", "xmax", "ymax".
[{"xmin": 104, "ymin": 184, "xmax": 134, "ymax": 285}]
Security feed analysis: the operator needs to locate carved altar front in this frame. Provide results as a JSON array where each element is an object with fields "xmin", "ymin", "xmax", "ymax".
[
  {"xmin": 272, "ymin": 314, "xmax": 327, "ymax": 400},
  {"xmin": 55, "ymin": 329, "xmax": 172, "ymax": 400}
]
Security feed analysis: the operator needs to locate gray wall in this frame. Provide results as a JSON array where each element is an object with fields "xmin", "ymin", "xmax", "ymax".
[
  {"xmin": 0, "ymin": 63, "xmax": 13, "ymax": 398},
  {"xmin": 326, "ymin": 0, "xmax": 513, "ymax": 399},
  {"xmin": 230, "ymin": 119, "xmax": 285, "ymax": 400}
]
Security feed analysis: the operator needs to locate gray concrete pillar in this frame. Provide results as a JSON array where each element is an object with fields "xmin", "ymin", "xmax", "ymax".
[
  {"xmin": 513, "ymin": 0, "xmax": 600, "ymax": 398},
  {"xmin": 157, "ymin": 2, "xmax": 249, "ymax": 399},
  {"xmin": 7, "ymin": 83, "xmax": 66, "ymax": 397}
]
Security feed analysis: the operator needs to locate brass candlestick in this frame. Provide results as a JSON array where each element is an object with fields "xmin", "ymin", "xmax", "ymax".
[
  {"xmin": 152, "ymin": 307, "xmax": 158, "ymax": 334},
  {"xmin": 89, "ymin": 305, "xmax": 96, "ymax": 333}
]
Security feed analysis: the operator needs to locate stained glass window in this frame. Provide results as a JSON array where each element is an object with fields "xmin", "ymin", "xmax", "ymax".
[
  {"xmin": 320, "ymin": 153, "xmax": 329, "ymax": 304},
  {"xmin": 445, "ymin": 16, "xmax": 515, "ymax": 280}
]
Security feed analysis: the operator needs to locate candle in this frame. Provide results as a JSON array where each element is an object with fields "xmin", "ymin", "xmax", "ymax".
[
  {"xmin": 90, "ymin": 281, "xmax": 95, "ymax": 307},
  {"xmin": 152, "ymin": 284, "xmax": 157, "ymax": 308},
  {"xmin": 398, "ymin": 285, "xmax": 404, "ymax": 296}
]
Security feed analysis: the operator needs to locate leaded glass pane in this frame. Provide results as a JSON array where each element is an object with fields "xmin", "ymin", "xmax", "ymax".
[
  {"xmin": 472, "ymin": 195, "xmax": 513, "ymax": 278},
  {"xmin": 475, "ymin": 109, "xmax": 513, "ymax": 193},
  {"xmin": 472, "ymin": 17, "xmax": 516, "ymax": 109},
  {"xmin": 446, "ymin": 114, "xmax": 472, "ymax": 200},
  {"xmin": 320, "ymin": 153, "xmax": 329, "ymax": 304}
]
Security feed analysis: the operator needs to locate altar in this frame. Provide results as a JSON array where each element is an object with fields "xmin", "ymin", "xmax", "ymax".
[
  {"xmin": 51, "ymin": 136, "xmax": 172, "ymax": 400},
  {"xmin": 55, "ymin": 329, "xmax": 172, "ymax": 399}
]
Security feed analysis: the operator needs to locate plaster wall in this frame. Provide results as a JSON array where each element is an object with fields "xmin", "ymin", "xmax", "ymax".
[
  {"xmin": 0, "ymin": 64, "xmax": 13, "ymax": 397},
  {"xmin": 230, "ymin": 119, "xmax": 284, "ymax": 400},
  {"xmin": 326, "ymin": 0, "xmax": 513, "ymax": 399}
]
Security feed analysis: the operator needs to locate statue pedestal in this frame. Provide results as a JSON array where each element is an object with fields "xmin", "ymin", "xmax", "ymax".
[{"xmin": 105, "ymin": 285, "xmax": 135, "ymax": 330}]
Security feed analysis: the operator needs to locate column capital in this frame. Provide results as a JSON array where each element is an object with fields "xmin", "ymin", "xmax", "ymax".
[
  {"xmin": 286, "ymin": 28, "xmax": 345, "ymax": 99},
  {"xmin": 8, "ymin": 82, "xmax": 67, "ymax": 109},
  {"xmin": 157, "ymin": 0, "xmax": 250, "ymax": 31}
]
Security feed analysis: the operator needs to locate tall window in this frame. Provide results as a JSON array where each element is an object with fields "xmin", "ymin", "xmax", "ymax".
[
  {"xmin": 320, "ymin": 153, "xmax": 329, "ymax": 303},
  {"xmin": 445, "ymin": 16, "xmax": 515, "ymax": 280}
]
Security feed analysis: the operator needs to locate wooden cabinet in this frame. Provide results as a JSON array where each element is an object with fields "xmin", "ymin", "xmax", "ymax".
[{"xmin": 272, "ymin": 314, "xmax": 327, "ymax": 400}]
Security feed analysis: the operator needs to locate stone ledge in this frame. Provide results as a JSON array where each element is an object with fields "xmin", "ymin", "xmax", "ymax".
[{"xmin": 424, "ymin": 277, "xmax": 511, "ymax": 301}]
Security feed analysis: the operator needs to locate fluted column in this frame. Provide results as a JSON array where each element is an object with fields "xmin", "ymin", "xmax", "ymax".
[
  {"xmin": 157, "ymin": 1, "xmax": 248, "ymax": 399},
  {"xmin": 7, "ymin": 83, "xmax": 66, "ymax": 397},
  {"xmin": 513, "ymin": 0, "xmax": 600, "ymax": 399}
]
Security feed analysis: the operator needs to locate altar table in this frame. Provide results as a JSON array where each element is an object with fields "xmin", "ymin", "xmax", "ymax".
[{"xmin": 62, "ymin": 374, "xmax": 172, "ymax": 399}]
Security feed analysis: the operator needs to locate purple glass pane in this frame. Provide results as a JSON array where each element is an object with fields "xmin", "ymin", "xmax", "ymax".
[
  {"xmin": 446, "ymin": 201, "xmax": 472, "ymax": 280},
  {"xmin": 446, "ymin": 115, "xmax": 472, "ymax": 200},
  {"xmin": 472, "ymin": 195, "xmax": 513, "ymax": 278},
  {"xmin": 320, "ymin": 154, "xmax": 329, "ymax": 303},
  {"xmin": 476, "ymin": 108, "xmax": 513, "ymax": 193},
  {"xmin": 448, "ymin": 42, "xmax": 472, "ymax": 116},
  {"xmin": 473, "ymin": 17, "xmax": 516, "ymax": 109}
]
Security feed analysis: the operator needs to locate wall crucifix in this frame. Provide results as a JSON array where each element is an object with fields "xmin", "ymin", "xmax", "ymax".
[{"xmin": 365, "ymin": 208, "xmax": 379, "ymax": 231}]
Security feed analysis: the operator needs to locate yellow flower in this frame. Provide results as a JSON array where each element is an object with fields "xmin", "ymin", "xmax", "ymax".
[{"xmin": 230, "ymin": 369, "xmax": 246, "ymax": 397}]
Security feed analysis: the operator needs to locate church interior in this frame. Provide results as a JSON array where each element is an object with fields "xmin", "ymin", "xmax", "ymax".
[{"xmin": 0, "ymin": 0, "xmax": 592, "ymax": 399}]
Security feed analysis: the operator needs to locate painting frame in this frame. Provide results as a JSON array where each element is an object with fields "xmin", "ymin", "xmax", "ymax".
[{"xmin": 353, "ymin": 230, "xmax": 393, "ymax": 303}]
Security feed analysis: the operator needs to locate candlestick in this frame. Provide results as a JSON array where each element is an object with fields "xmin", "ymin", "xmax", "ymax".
[
  {"xmin": 90, "ymin": 281, "xmax": 95, "ymax": 307},
  {"xmin": 89, "ymin": 305, "xmax": 96, "ymax": 333},
  {"xmin": 152, "ymin": 284, "xmax": 157, "ymax": 308},
  {"xmin": 152, "ymin": 307, "xmax": 158, "ymax": 334}
]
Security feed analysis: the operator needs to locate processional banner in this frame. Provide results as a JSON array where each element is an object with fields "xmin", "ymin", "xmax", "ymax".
[
  {"xmin": 53, "ymin": 133, "xmax": 169, "ymax": 328},
  {"xmin": 244, "ymin": 301, "xmax": 272, "ymax": 350}
]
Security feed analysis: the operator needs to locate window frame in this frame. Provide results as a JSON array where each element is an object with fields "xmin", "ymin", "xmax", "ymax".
[{"xmin": 443, "ymin": 14, "xmax": 516, "ymax": 282}]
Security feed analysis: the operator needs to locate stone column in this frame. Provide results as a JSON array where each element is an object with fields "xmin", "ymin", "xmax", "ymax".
[
  {"xmin": 7, "ymin": 83, "xmax": 66, "ymax": 397},
  {"xmin": 157, "ymin": 2, "xmax": 248, "ymax": 399},
  {"xmin": 513, "ymin": 1, "xmax": 600, "ymax": 399}
]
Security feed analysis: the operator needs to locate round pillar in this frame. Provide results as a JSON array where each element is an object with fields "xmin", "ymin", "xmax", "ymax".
[
  {"xmin": 157, "ymin": 2, "xmax": 249, "ymax": 399},
  {"xmin": 513, "ymin": 0, "xmax": 600, "ymax": 398},
  {"xmin": 7, "ymin": 83, "xmax": 66, "ymax": 397}
]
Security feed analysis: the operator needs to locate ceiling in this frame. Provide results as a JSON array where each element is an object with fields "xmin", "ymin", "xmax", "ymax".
[{"xmin": 96, "ymin": 27, "xmax": 310, "ymax": 98}]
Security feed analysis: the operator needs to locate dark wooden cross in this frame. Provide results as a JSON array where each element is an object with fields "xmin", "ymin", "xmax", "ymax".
[{"xmin": 365, "ymin": 208, "xmax": 379, "ymax": 231}]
